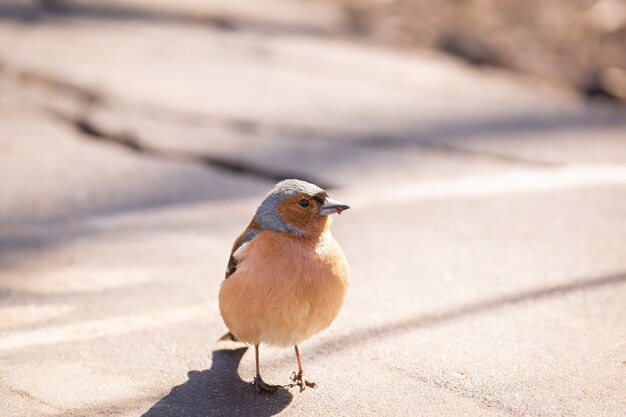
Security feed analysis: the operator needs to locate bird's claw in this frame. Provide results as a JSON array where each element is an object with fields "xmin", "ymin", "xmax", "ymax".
[
  {"xmin": 254, "ymin": 376, "xmax": 281, "ymax": 394},
  {"xmin": 289, "ymin": 371, "xmax": 317, "ymax": 392}
]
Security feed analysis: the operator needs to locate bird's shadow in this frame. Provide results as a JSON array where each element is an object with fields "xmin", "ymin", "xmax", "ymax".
[{"xmin": 142, "ymin": 347, "xmax": 293, "ymax": 417}]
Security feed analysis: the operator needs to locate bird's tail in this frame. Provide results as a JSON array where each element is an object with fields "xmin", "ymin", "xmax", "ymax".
[{"xmin": 218, "ymin": 331, "xmax": 240, "ymax": 342}]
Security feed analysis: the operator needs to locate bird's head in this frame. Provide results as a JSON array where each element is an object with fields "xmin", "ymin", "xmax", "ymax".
[{"xmin": 254, "ymin": 179, "xmax": 350, "ymax": 237}]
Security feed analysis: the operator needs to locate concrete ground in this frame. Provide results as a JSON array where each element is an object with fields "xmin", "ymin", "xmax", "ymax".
[{"xmin": 1, "ymin": 1, "xmax": 625, "ymax": 416}]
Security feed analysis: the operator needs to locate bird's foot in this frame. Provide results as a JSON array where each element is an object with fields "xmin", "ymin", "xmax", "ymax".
[
  {"xmin": 254, "ymin": 376, "xmax": 281, "ymax": 394},
  {"xmin": 289, "ymin": 371, "xmax": 317, "ymax": 392}
]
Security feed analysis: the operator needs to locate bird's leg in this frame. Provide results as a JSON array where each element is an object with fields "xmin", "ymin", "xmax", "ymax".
[
  {"xmin": 253, "ymin": 344, "xmax": 281, "ymax": 394},
  {"xmin": 290, "ymin": 345, "xmax": 317, "ymax": 392}
]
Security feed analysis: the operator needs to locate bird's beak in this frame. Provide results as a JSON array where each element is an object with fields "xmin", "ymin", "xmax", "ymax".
[{"xmin": 320, "ymin": 197, "xmax": 350, "ymax": 216}]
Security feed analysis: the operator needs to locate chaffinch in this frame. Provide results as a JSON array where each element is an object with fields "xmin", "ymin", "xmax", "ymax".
[{"xmin": 219, "ymin": 179, "xmax": 350, "ymax": 393}]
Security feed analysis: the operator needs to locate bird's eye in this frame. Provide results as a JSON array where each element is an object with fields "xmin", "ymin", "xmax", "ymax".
[{"xmin": 299, "ymin": 199, "xmax": 310, "ymax": 208}]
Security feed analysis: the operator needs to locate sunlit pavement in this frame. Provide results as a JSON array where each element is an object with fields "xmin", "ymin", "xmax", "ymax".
[{"xmin": 1, "ymin": 1, "xmax": 626, "ymax": 416}]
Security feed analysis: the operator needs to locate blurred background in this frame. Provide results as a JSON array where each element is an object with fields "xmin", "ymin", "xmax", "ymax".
[{"xmin": 1, "ymin": 1, "xmax": 625, "ymax": 416}]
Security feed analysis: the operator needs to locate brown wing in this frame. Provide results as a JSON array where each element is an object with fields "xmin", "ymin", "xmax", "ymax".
[{"xmin": 225, "ymin": 223, "xmax": 260, "ymax": 279}]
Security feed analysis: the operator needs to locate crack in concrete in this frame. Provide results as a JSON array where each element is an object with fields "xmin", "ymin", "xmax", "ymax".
[
  {"xmin": 9, "ymin": 54, "xmax": 609, "ymax": 208},
  {"xmin": 2, "ymin": 60, "xmax": 337, "ymax": 187},
  {"xmin": 383, "ymin": 363, "xmax": 530, "ymax": 417},
  {"xmin": 3, "ymin": 58, "xmax": 563, "ymax": 175},
  {"xmin": 60, "ymin": 113, "xmax": 335, "ymax": 189},
  {"xmin": 383, "ymin": 363, "xmax": 531, "ymax": 416},
  {"xmin": 125, "ymin": 103, "xmax": 560, "ymax": 168}
]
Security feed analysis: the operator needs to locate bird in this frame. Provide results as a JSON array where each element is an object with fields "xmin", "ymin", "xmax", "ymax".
[{"xmin": 218, "ymin": 179, "xmax": 350, "ymax": 393}]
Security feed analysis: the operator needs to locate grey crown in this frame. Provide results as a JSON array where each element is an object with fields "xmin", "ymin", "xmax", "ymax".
[{"xmin": 254, "ymin": 179, "xmax": 325, "ymax": 236}]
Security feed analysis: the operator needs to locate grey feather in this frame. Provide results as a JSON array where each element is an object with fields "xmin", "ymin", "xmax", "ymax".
[{"xmin": 253, "ymin": 179, "xmax": 325, "ymax": 236}]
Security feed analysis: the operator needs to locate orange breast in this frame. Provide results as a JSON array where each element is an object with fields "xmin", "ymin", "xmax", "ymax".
[{"xmin": 219, "ymin": 230, "xmax": 350, "ymax": 347}]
